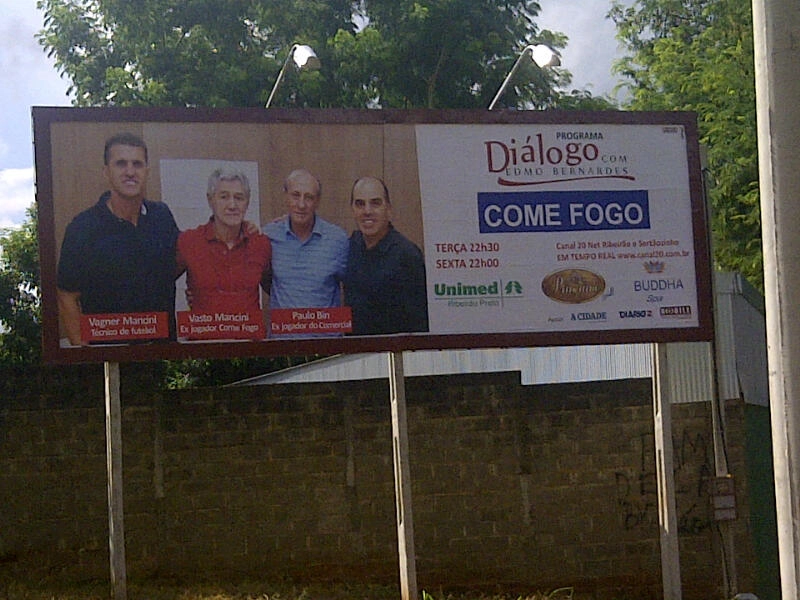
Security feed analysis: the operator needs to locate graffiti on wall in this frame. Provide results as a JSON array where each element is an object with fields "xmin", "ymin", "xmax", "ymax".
[{"xmin": 615, "ymin": 428, "xmax": 714, "ymax": 533}]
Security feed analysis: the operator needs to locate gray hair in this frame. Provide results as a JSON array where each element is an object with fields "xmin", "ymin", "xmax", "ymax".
[{"xmin": 207, "ymin": 168, "xmax": 251, "ymax": 199}]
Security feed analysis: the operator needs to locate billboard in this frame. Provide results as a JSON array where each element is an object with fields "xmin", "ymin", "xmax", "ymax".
[{"xmin": 33, "ymin": 108, "xmax": 713, "ymax": 364}]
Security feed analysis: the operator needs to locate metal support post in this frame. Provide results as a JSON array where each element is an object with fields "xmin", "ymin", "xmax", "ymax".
[
  {"xmin": 388, "ymin": 351, "xmax": 418, "ymax": 600},
  {"xmin": 105, "ymin": 361, "xmax": 127, "ymax": 600},
  {"xmin": 652, "ymin": 344, "xmax": 682, "ymax": 599}
]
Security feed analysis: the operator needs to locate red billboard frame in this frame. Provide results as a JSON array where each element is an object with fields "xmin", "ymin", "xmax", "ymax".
[{"xmin": 34, "ymin": 107, "xmax": 713, "ymax": 364}]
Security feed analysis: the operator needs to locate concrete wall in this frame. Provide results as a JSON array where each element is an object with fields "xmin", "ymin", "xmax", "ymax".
[{"xmin": 0, "ymin": 365, "xmax": 775, "ymax": 599}]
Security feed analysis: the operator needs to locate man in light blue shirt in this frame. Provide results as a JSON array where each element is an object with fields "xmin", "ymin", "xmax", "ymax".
[{"xmin": 262, "ymin": 169, "xmax": 348, "ymax": 311}]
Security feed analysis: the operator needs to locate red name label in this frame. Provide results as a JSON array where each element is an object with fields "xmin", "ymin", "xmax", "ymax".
[
  {"xmin": 177, "ymin": 310, "xmax": 265, "ymax": 341},
  {"xmin": 81, "ymin": 312, "xmax": 170, "ymax": 343},
  {"xmin": 270, "ymin": 307, "xmax": 353, "ymax": 336}
]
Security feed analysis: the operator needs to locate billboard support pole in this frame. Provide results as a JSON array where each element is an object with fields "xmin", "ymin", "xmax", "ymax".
[
  {"xmin": 652, "ymin": 344, "xmax": 682, "ymax": 599},
  {"xmin": 388, "ymin": 351, "xmax": 418, "ymax": 600},
  {"xmin": 104, "ymin": 361, "xmax": 128, "ymax": 600}
]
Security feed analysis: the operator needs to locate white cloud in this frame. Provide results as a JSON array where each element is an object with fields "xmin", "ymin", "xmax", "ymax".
[
  {"xmin": 0, "ymin": 1, "xmax": 72, "ymax": 171},
  {"xmin": 537, "ymin": 0, "xmax": 630, "ymax": 100},
  {"xmin": 0, "ymin": 167, "xmax": 35, "ymax": 229}
]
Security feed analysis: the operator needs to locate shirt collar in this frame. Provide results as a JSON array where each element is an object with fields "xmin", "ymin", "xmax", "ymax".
[
  {"xmin": 202, "ymin": 217, "xmax": 249, "ymax": 246},
  {"xmin": 99, "ymin": 191, "xmax": 148, "ymax": 220},
  {"xmin": 360, "ymin": 224, "xmax": 395, "ymax": 253},
  {"xmin": 284, "ymin": 215, "xmax": 321, "ymax": 240}
]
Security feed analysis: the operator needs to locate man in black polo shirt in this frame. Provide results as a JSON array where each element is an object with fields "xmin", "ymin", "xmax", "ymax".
[
  {"xmin": 343, "ymin": 176, "xmax": 429, "ymax": 335},
  {"xmin": 57, "ymin": 132, "xmax": 179, "ymax": 345}
]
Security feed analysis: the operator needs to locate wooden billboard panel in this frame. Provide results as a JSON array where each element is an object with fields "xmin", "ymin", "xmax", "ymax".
[{"xmin": 33, "ymin": 108, "xmax": 713, "ymax": 364}]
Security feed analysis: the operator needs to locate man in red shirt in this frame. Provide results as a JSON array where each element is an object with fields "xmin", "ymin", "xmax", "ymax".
[{"xmin": 176, "ymin": 169, "xmax": 271, "ymax": 316}]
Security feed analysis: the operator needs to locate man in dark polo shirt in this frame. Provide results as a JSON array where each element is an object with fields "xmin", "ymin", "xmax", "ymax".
[
  {"xmin": 343, "ymin": 176, "xmax": 429, "ymax": 335},
  {"xmin": 57, "ymin": 132, "xmax": 179, "ymax": 345}
]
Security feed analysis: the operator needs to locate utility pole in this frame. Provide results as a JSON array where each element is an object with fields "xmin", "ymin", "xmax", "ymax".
[{"xmin": 751, "ymin": 0, "xmax": 800, "ymax": 597}]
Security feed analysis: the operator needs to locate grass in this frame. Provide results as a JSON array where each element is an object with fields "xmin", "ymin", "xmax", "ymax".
[
  {"xmin": 0, "ymin": 579, "xmax": 573, "ymax": 600},
  {"xmin": 1, "ymin": 580, "xmax": 394, "ymax": 600},
  {"xmin": 0, "ymin": 555, "xmax": 574, "ymax": 600}
]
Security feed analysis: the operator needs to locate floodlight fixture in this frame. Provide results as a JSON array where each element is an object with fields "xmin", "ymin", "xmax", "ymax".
[
  {"xmin": 487, "ymin": 44, "xmax": 561, "ymax": 110},
  {"xmin": 265, "ymin": 44, "xmax": 321, "ymax": 108}
]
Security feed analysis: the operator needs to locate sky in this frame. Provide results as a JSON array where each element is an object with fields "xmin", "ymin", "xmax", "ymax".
[{"xmin": 0, "ymin": 0, "xmax": 628, "ymax": 230}]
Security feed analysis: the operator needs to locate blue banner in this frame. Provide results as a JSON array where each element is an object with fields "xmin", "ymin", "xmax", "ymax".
[{"xmin": 477, "ymin": 190, "xmax": 650, "ymax": 233}]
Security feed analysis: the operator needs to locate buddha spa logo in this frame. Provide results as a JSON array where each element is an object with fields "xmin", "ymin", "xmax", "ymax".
[
  {"xmin": 643, "ymin": 260, "xmax": 665, "ymax": 274},
  {"xmin": 541, "ymin": 268, "xmax": 606, "ymax": 304}
]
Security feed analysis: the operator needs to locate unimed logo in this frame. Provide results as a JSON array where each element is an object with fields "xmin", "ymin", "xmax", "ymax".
[
  {"xmin": 434, "ymin": 281, "xmax": 499, "ymax": 297},
  {"xmin": 433, "ymin": 280, "xmax": 525, "ymax": 298}
]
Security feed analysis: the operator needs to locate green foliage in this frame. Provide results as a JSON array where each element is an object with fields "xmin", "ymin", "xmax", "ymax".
[
  {"xmin": 335, "ymin": 0, "xmax": 566, "ymax": 109},
  {"xmin": 36, "ymin": 0, "xmax": 322, "ymax": 107},
  {"xmin": 0, "ymin": 205, "xmax": 41, "ymax": 365},
  {"xmin": 161, "ymin": 355, "xmax": 319, "ymax": 389},
  {"xmin": 550, "ymin": 89, "xmax": 617, "ymax": 111},
  {"xmin": 610, "ymin": 0, "xmax": 762, "ymax": 289},
  {"xmin": 36, "ymin": 0, "xmax": 589, "ymax": 110}
]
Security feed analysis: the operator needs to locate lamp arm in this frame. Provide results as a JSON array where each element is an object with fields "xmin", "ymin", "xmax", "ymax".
[
  {"xmin": 265, "ymin": 45, "xmax": 297, "ymax": 108},
  {"xmin": 487, "ymin": 45, "xmax": 534, "ymax": 111}
]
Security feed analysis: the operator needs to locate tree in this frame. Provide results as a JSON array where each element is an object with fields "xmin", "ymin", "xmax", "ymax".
[
  {"xmin": 0, "ymin": 205, "xmax": 41, "ymax": 365},
  {"xmin": 37, "ymin": 0, "xmax": 351, "ymax": 107},
  {"xmin": 610, "ymin": 0, "xmax": 762, "ymax": 289},
  {"xmin": 333, "ymin": 0, "xmax": 570, "ymax": 109},
  {"xmin": 161, "ymin": 355, "xmax": 319, "ymax": 389},
  {"xmin": 36, "ymin": 0, "xmax": 592, "ymax": 110}
]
